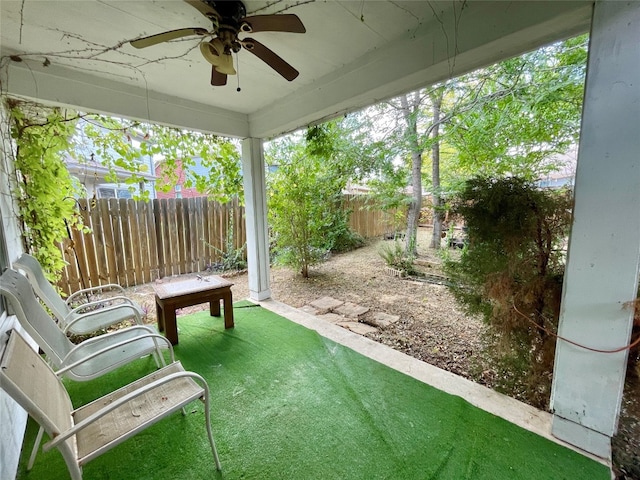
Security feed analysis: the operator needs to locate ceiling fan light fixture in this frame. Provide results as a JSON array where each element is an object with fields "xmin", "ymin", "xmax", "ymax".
[{"xmin": 200, "ymin": 39, "xmax": 236, "ymax": 75}]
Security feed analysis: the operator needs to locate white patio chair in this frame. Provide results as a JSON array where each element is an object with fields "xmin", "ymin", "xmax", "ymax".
[
  {"xmin": 14, "ymin": 253, "xmax": 145, "ymax": 336},
  {"xmin": 0, "ymin": 268, "xmax": 177, "ymax": 470},
  {"xmin": 0, "ymin": 268, "xmax": 174, "ymax": 380},
  {"xmin": 0, "ymin": 329, "xmax": 222, "ymax": 480}
]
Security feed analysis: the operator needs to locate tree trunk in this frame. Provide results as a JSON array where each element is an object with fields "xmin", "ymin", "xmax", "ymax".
[
  {"xmin": 429, "ymin": 90, "xmax": 444, "ymax": 249},
  {"xmin": 400, "ymin": 93, "xmax": 422, "ymax": 256}
]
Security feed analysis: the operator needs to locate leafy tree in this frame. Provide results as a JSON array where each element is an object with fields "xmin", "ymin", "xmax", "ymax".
[
  {"xmin": 365, "ymin": 35, "xmax": 587, "ymax": 256},
  {"xmin": 445, "ymin": 36, "xmax": 587, "ymax": 180},
  {"xmin": 76, "ymin": 115, "xmax": 242, "ymax": 203},
  {"xmin": 267, "ymin": 144, "xmax": 339, "ymax": 277},
  {"xmin": 266, "ymin": 120, "xmax": 375, "ymax": 277},
  {"xmin": 445, "ymin": 176, "xmax": 572, "ymax": 408}
]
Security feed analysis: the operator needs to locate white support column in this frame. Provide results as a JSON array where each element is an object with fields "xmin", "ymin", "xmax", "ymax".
[
  {"xmin": 241, "ymin": 137, "xmax": 271, "ymax": 301},
  {"xmin": 550, "ymin": 0, "xmax": 640, "ymax": 459}
]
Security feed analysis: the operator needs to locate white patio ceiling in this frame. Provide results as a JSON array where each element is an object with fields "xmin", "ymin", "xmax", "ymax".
[{"xmin": 1, "ymin": 1, "xmax": 592, "ymax": 139}]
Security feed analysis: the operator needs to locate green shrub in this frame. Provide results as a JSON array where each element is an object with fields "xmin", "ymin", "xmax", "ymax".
[
  {"xmin": 268, "ymin": 144, "xmax": 362, "ymax": 277},
  {"xmin": 445, "ymin": 176, "xmax": 572, "ymax": 408},
  {"xmin": 378, "ymin": 241, "xmax": 419, "ymax": 275}
]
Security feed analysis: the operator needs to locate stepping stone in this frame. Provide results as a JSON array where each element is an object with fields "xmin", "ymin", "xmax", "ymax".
[
  {"xmin": 299, "ymin": 305, "xmax": 319, "ymax": 315},
  {"xmin": 337, "ymin": 321, "xmax": 378, "ymax": 335},
  {"xmin": 309, "ymin": 296, "xmax": 344, "ymax": 314},
  {"xmin": 334, "ymin": 302, "xmax": 369, "ymax": 318},
  {"xmin": 316, "ymin": 313, "xmax": 344, "ymax": 324},
  {"xmin": 368, "ymin": 312, "xmax": 401, "ymax": 328}
]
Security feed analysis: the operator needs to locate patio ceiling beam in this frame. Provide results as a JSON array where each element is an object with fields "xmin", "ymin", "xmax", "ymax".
[
  {"xmin": 248, "ymin": 1, "xmax": 592, "ymax": 139},
  {"xmin": 2, "ymin": 57, "xmax": 250, "ymax": 139}
]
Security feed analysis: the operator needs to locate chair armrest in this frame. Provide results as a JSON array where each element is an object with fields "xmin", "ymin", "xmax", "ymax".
[
  {"xmin": 68, "ymin": 296, "xmax": 139, "ymax": 314},
  {"xmin": 56, "ymin": 330, "xmax": 175, "ymax": 376},
  {"xmin": 44, "ymin": 369, "xmax": 208, "ymax": 450},
  {"xmin": 62, "ymin": 303, "xmax": 143, "ymax": 334},
  {"xmin": 66, "ymin": 284, "xmax": 127, "ymax": 305}
]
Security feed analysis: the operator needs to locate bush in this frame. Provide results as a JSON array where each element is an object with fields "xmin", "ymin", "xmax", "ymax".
[
  {"xmin": 378, "ymin": 241, "xmax": 420, "ymax": 276},
  {"xmin": 328, "ymin": 212, "xmax": 365, "ymax": 253},
  {"xmin": 444, "ymin": 176, "xmax": 572, "ymax": 408},
  {"xmin": 267, "ymin": 142, "xmax": 364, "ymax": 277}
]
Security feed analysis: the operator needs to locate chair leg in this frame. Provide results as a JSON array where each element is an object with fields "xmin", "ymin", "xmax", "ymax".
[
  {"xmin": 27, "ymin": 426, "xmax": 45, "ymax": 470},
  {"xmin": 203, "ymin": 394, "xmax": 222, "ymax": 471},
  {"xmin": 152, "ymin": 347, "xmax": 165, "ymax": 369},
  {"xmin": 151, "ymin": 338, "xmax": 168, "ymax": 369}
]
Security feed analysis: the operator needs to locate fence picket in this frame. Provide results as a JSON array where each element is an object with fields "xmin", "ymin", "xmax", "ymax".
[
  {"xmin": 153, "ymin": 199, "xmax": 165, "ymax": 279},
  {"xmin": 108, "ymin": 198, "xmax": 126, "ymax": 286}
]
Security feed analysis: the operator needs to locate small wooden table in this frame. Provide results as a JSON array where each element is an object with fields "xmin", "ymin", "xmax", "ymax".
[{"xmin": 153, "ymin": 276, "xmax": 234, "ymax": 345}]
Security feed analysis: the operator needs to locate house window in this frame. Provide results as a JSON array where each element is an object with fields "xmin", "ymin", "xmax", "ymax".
[
  {"xmin": 175, "ymin": 185, "xmax": 182, "ymax": 199},
  {"xmin": 98, "ymin": 188, "xmax": 116, "ymax": 199},
  {"xmin": 116, "ymin": 189, "xmax": 132, "ymax": 199},
  {"xmin": 97, "ymin": 188, "xmax": 132, "ymax": 199}
]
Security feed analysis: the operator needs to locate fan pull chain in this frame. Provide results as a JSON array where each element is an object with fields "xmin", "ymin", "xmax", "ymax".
[{"xmin": 235, "ymin": 52, "xmax": 241, "ymax": 92}]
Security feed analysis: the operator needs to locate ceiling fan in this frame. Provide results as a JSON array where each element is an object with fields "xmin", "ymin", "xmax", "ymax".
[{"xmin": 130, "ymin": 0, "xmax": 306, "ymax": 87}]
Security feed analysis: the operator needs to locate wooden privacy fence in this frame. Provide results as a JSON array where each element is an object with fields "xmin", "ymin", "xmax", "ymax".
[
  {"xmin": 59, "ymin": 197, "xmax": 245, "ymax": 295},
  {"xmin": 58, "ymin": 195, "xmax": 400, "ymax": 294},
  {"xmin": 343, "ymin": 194, "xmax": 403, "ymax": 238}
]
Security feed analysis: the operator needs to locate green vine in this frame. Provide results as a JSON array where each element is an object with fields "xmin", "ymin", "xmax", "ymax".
[
  {"xmin": 8, "ymin": 99, "xmax": 87, "ymax": 282},
  {"xmin": 5, "ymin": 100, "xmax": 242, "ymax": 283}
]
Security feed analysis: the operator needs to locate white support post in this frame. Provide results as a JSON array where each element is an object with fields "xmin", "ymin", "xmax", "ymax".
[
  {"xmin": 550, "ymin": 0, "xmax": 640, "ymax": 459},
  {"xmin": 241, "ymin": 138, "xmax": 271, "ymax": 301}
]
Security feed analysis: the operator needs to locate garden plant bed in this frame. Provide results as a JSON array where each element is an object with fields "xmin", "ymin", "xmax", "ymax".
[{"xmin": 123, "ymin": 227, "xmax": 639, "ymax": 479}]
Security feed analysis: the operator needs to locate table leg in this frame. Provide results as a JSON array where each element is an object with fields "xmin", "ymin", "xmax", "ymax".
[
  {"xmin": 156, "ymin": 298, "xmax": 164, "ymax": 332},
  {"xmin": 210, "ymin": 298, "xmax": 221, "ymax": 317},
  {"xmin": 164, "ymin": 307, "xmax": 179, "ymax": 345},
  {"xmin": 223, "ymin": 291, "xmax": 234, "ymax": 329}
]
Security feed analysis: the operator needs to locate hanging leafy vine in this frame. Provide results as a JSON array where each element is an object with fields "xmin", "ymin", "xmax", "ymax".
[{"xmin": 7, "ymin": 99, "xmax": 86, "ymax": 281}]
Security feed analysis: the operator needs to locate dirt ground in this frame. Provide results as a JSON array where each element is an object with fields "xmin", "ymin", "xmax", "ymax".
[{"xmin": 124, "ymin": 226, "xmax": 639, "ymax": 479}]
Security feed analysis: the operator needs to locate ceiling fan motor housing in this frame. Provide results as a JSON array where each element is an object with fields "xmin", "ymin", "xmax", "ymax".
[{"xmin": 205, "ymin": 1, "xmax": 247, "ymax": 27}]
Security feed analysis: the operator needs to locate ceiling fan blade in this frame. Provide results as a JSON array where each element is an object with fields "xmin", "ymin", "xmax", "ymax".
[
  {"xmin": 241, "ymin": 38, "xmax": 299, "ymax": 81},
  {"xmin": 184, "ymin": 0, "xmax": 219, "ymax": 21},
  {"xmin": 130, "ymin": 28, "xmax": 208, "ymax": 48},
  {"xmin": 240, "ymin": 14, "xmax": 306, "ymax": 34},
  {"xmin": 211, "ymin": 67, "xmax": 227, "ymax": 86}
]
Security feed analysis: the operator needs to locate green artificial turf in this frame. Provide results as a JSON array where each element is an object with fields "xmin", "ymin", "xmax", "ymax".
[{"xmin": 17, "ymin": 303, "xmax": 609, "ymax": 480}]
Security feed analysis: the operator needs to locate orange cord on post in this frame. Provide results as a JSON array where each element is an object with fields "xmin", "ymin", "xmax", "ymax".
[{"xmin": 512, "ymin": 302, "xmax": 640, "ymax": 354}]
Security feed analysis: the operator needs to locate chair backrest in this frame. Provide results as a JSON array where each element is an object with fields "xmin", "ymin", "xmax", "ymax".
[
  {"xmin": 0, "ymin": 329, "xmax": 78, "ymax": 469},
  {"xmin": 13, "ymin": 253, "xmax": 70, "ymax": 321},
  {"xmin": 0, "ymin": 269, "xmax": 71, "ymax": 367}
]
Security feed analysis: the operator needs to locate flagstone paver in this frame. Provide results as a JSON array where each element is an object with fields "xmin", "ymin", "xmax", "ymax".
[
  {"xmin": 302, "ymin": 297, "xmax": 390, "ymax": 336},
  {"xmin": 334, "ymin": 302, "xmax": 370, "ymax": 318},
  {"xmin": 368, "ymin": 312, "xmax": 401, "ymax": 328},
  {"xmin": 309, "ymin": 296, "xmax": 344, "ymax": 314},
  {"xmin": 337, "ymin": 321, "xmax": 378, "ymax": 335}
]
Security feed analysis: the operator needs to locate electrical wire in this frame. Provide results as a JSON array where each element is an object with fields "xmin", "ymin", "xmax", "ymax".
[{"xmin": 512, "ymin": 302, "xmax": 640, "ymax": 354}]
